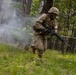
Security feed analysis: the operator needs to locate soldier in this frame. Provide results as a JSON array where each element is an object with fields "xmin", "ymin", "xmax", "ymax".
[{"xmin": 31, "ymin": 7, "xmax": 59, "ymax": 58}]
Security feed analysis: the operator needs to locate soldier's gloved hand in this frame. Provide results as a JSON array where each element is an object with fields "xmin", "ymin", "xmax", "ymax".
[
  {"xmin": 46, "ymin": 28, "xmax": 50, "ymax": 32},
  {"xmin": 42, "ymin": 28, "xmax": 50, "ymax": 33}
]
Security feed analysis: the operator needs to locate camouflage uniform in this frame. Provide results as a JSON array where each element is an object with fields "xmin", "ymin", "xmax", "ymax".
[{"xmin": 31, "ymin": 7, "xmax": 59, "ymax": 58}]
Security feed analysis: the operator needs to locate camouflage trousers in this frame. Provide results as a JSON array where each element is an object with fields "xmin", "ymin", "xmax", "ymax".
[{"xmin": 31, "ymin": 34, "xmax": 47, "ymax": 58}]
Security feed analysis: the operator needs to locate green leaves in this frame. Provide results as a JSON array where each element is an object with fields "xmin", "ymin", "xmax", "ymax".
[{"xmin": 31, "ymin": 0, "xmax": 41, "ymax": 16}]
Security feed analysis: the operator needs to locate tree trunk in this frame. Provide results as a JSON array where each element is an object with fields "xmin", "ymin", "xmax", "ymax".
[
  {"xmin": 0, "ymin": 0, "xmax": 3, "ymax": 11},
  {"xmin": 66, "ymin": 0, "xmax": 72, "ymax": 29},
  {"xmin": 25, "ymin": 0, "xmax": 32, "ymax": 15},
  {"xmin": 40, "ymin": 0, "xmax": 53, "ymax": 13},
  {"xmin": 22, "ymin": 0, "xmax": 26, "ymax": 15},
  {"xmin": 0, "ymin": 0, "xmax": 3, "ymax": 24},
  {"xmin": 40, "ymin": 0, "xmax": 54, "ymax": 49}
]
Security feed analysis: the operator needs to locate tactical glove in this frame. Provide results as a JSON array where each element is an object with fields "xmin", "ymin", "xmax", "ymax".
[{"xmin": 41, "ymin": 28, "xmax": 50, "ymax": 35}]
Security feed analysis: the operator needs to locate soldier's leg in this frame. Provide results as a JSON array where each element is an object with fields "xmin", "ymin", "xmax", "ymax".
[
  {"xmin": 31, "ymin": 35, "xmax": 37, "ymax": 54},
  {"xmin": 37, "ymin": 37, "xmax": 47, "ymax": 58},
  {"xmin": 37, "ymin": 49, "xmax": 44, "ymax": 58},
  {"xmin": 38, "ymin": 38, "xmax": 47, "ymax": 58},
  {"xmin": 44, "ymin": 37, "xmax": 48, "ymax": 51},
  {"xmin": 31, "ymin": 35, "xmax": 45, "ymax": 58},
  {"xmin": 31, "ymin": 45, "xmax": 36, "ymax": 54},
  {"xmin": 37, "ymin": 36, "xmax": 45, "ymax": 58}
]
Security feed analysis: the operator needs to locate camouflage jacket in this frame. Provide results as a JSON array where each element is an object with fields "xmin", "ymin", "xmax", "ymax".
[{"xmin": 33, "ymin": 14, "xmax": 58, "ymax": 34}]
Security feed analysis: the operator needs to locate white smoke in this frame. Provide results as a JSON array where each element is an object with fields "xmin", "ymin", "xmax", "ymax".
[{"xmin": 0, "ymin": 0, "xmax": 35, "ymax": 48}]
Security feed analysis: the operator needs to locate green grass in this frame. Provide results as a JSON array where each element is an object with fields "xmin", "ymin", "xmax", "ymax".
[{"xmin": 0, "ymin": 44, "xmax": 76, "ymax": 75}]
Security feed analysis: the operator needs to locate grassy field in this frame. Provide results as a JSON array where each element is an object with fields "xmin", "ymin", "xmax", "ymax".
[{"xmin": 0, "ymin": 44, "xmax": 76, "ymax": 75}]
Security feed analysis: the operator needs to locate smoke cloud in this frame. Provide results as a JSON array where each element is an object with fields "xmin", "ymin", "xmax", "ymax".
[{"xmin": 0, "ymin": 0, "xmax": 36, "ymax": 48}]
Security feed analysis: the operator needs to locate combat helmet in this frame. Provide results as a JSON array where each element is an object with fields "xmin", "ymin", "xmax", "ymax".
[{"xmin": 48, "ymin": 7, "xmax": 59, "ymax": 15}]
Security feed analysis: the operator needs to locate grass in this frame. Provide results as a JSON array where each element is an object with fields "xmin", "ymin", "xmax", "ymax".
[{"xmin": 0, "ymin": 44, "xmax": 76, "ymax": 75}]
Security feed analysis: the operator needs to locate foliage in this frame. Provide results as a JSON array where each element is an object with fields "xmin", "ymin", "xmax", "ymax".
[
  {"xmin": 54, "ymin": 0, "xmax": 76, "ymax": 36},
  {"xmin": 31, "ymin": 0, "xmax": 41, "ymax": 16},
  {"xmin": 0, "ymin": 44, "xmax": 76, "ymax": 75}
]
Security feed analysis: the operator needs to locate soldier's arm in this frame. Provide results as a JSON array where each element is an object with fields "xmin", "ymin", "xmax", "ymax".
[
  {"xmin": 34, "ymin": 14, "xmax": 47, "ymax": 30},
  {"xmin": 53, "ymin": 20, "xmax": 58, "ymax": 33},
  {"xmin": 54, "ymin": 25, "xmax": 58, "ymax": 33}
]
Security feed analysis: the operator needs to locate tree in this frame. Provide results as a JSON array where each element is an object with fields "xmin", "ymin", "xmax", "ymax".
[
  {"xmin": 25, "ymin": 0, "xmax": 32, "ymax": 15},
  {"xmin": 41, "ymin": 0, "xmax": 53, "ymax": 13},
  {"xmin": 39, "ymin": 0, "xmax": 54, "ymax": 48},
  {"xmin": 0, "ymin": 0, "xmax": 3, "ymax": 24},
  {"xmin": 22, "ymin": 0, "xmax": 26, "ymax": 15},
  {"xmin": 0, "ymin": 0, "xmax": 3, "ymax": 11}
]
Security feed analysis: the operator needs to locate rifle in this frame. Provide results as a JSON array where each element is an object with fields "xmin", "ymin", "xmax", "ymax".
[{"xmin": 42, "ymin": 21, "xmax": 69, "ymax": 47}]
